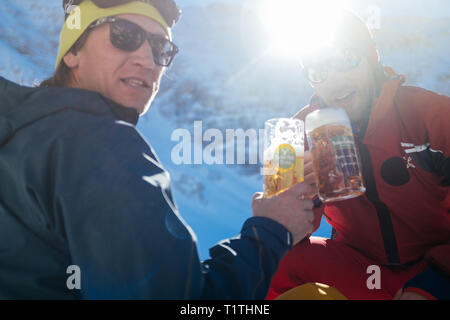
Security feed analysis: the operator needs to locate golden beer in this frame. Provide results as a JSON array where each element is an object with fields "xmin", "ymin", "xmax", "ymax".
[
  {"xmin": 264, "ymin": 155, "xmax": 304, "ymax": 198},
  {"xmin": 306, "ymin": 108, "xmax": 365, "ymax": 203},
  {"xmin": 262, "ymin": 117, "xmax": 305, "ymax": 198}
]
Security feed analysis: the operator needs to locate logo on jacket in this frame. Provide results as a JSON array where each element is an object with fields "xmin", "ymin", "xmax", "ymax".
[
  {"xmin": 400, "ymin": 142, "xmax": 444, "ymax": 173},
  {"xmin": 402, "ymin": 155, "xmax": 416, "ymax": 169},
  {"xmin": 401, "ymin": 142, "xmax": 426, "ymax": 169}
]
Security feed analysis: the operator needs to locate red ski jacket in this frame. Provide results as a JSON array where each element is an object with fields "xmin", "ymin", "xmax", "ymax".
[{"xmin": 294, "ymin": 67, "xmax": 450, "ymax": 281}]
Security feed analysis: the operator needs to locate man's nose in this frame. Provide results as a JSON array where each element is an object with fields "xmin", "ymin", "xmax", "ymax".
[
  {"xmin": 318, "ymin": 68, "xmax": 348, "ymax": 92},
  {"xmin": 129, "ymin": 40, "xmax": 156, "ymax": 69}
]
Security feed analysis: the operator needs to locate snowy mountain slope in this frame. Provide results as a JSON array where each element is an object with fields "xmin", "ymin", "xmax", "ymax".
[
  {"xmin": 0, "ymin": 0, "xmax": 449, "ymax": 259},
  {"xmin": 0, "ymin": 0, "xmax": 61, "ymax": 83},
  {"xmin": 141, "ymin": 2, "xmax": 449, "ymax": 258}
]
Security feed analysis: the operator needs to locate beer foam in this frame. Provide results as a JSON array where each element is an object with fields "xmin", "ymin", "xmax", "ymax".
[
  {"xmin": 264, "ymin": 118, "xmax": 304, "ymax": 162},
  {"xmin": 305, "ymin": 107, "xmax": 351, "ymax": 133}
]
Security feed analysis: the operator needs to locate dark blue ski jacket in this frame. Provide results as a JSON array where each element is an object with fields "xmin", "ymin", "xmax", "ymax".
[{"xmin": 0, "ymin": 77, "xmax": 292, "ymax": 299}]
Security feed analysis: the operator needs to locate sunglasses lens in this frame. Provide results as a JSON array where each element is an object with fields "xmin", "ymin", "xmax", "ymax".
[
  {"xmin": 149, "ymin": 36, "xmax": 177, "ymax": 66},
  {"xmin": 92, "ymin": 0, "xmax": 129, "ymax": 8},
  {"xmin": 303, "ymin": 47, "xmax": 361, "ymax": 83},
  {"xmin": 110, "ymin": 19, "xmax": 145, "ymax": 52},
  {"xmin": 335, "ymin": 48, "xmax": 361, "ymax": 72},
  {"xmin": 108, "ymin": 18, "xmax": 178, "ymax": 66}
]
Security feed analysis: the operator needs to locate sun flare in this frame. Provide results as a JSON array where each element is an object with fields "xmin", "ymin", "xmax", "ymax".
[{"xmin": 259, "ymin": 0, "xmax": 347, "ymax": 58}]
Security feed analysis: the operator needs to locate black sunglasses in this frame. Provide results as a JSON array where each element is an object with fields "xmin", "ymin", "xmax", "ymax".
[
  {"xmin": 303, "ymin": 47, "xmax": 362, "ymax": 84},
  {"xmin": 89, "ymin": 16, "xmax": 179, "ymax": 67},
  {"xmin": 63, "ymin": 0, "xmax": 181, "ymax": 28}
]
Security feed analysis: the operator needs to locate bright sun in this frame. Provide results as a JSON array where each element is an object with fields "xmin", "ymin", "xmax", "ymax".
[{"xmin": 259, "ymin": 0, "xmax": 347, "ymax": 58}]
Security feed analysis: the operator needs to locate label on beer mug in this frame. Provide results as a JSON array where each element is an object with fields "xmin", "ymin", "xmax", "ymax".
[
  {"xmin": 263, "ymin": 143, "xmax": 304, "ymax": 198},
  {"xmin": 276, "ymin": 144, "xmax": 296, "ymax": 172},
  {"xmin": 263, "ymin": 118, "xmax": 305, "ymax": 198}
]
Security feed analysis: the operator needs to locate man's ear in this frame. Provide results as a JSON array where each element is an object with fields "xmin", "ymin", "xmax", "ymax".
[{"xmin": 63, "ymin": 52, "xmax": 80, "ymax": 69}]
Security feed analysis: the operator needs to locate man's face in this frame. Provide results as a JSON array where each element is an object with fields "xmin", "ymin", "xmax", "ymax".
[
  {"xmin": 309, "ymin": 52, "xmax": 377, "ymax": 123},
  {"xmin": 66, "ymin": 14, "xmax": 166, "ymax": 115}
]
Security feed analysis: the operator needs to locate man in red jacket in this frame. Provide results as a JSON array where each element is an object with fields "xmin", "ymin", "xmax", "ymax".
[{"xmin": 267, "ymin": 10, "xmax": 450, "ymax": 300}]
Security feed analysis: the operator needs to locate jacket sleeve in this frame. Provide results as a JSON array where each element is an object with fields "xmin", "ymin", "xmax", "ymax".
[
  {"xmin": 397, "ymin": 87, "xmax": 450, "ymax": 298},
  {"xmin": 51, "ymin": 118, "xmax": 292, "ymax": 299},
  {"xmin": 414, "ymin": 90, "xmax": 450, "ymax": 276},
  {"xmin": 403, "ymin": 265, "xmax": 450, "ymax": 300},
  {"xmin": 419, "ymin": 89, "xmax": 450, "ymax": 187},
  {"xmin": 421, "ymin": 91, "xmax": 450, "ymax": 297}
]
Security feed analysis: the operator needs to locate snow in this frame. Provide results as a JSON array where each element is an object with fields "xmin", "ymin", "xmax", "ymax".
[{"xmin": 1, "ymin": 0, "xmax": 449, "ymax": 260}]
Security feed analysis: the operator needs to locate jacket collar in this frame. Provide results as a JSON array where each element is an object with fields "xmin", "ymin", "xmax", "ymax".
[
  {"xmin": 363, "ymin": 67, "xmax": 405, "ymax": 144},
  {"xmin": 0, "ymin": 77, "xmax": 139, "ymax": 145},
  {"xmin": 99, "ymin": 95, "xmax": 139, "ymax": 126}
]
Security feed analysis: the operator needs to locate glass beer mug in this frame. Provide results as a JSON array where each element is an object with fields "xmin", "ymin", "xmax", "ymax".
[
  {"xmin": 263, "ymin": 118, "xmax": 304, "ymax": 198},
  {"xmin": 305, "ymin": 108, "xmax": 365, "ymax": 203}
]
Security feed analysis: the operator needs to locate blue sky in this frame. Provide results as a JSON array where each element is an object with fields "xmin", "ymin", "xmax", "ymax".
[{"xmin": 0, "ymin": 0, "xmax": 448, "ymax": 260}]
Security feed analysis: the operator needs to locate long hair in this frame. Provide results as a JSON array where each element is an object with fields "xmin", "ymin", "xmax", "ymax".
[{"xmin": 39, "ymin": 28, "xmax": 93, "ymax": 87}]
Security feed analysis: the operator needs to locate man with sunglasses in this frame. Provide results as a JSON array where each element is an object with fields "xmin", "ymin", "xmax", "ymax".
[
  {"xmin": 268, "ymin": 10, "xmax": 450, "ymax": 300},
  {"xmin": 0, "ymin": 0, "xmax": 315, "ymax": 299}
]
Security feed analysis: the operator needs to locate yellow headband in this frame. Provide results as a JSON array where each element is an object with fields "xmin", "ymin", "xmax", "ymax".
[{"xmin": 55, "ymin": 0, "xmax": 170, "ymax": 69}]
